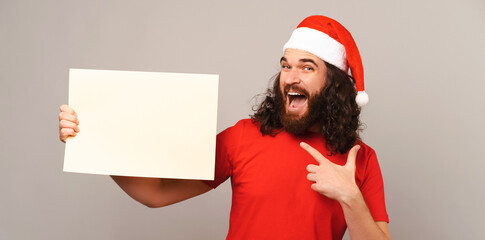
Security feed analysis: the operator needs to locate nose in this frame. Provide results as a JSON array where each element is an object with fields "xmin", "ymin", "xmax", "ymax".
[{"xmin": 282, "ymin": 68, "xmax": 301, "ymax": 85}]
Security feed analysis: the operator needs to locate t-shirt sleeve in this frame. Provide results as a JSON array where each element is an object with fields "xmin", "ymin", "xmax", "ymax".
[
  {"xmin": 201, "ymin": 121, "xmax": 243, "ymax": 189},
  {"xmin": 360, "ymin": 149, "xmax": 389, "ymax": 223}
]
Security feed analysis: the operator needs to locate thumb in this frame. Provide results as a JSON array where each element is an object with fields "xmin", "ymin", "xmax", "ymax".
[{"xmin": 345, "ymin": 145, "xmax": 361, "ymax": 169}]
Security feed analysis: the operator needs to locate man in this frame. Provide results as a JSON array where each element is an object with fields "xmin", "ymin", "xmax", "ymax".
[{"xmin": 59, "ymin": 15, "xmax": 390, "ymax": 240}]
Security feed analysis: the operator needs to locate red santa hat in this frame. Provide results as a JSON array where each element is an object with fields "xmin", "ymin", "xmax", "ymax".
[{"xmin": 283, "ymin": 15, "xmax": 369, "ymax": 106}]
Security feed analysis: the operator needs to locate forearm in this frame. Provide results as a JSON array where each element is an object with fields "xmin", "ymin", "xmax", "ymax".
[
  {"xmin": 339, "ymin": 190, "xmax": 391, "ymax": 240},
  {"xmin": 111, "ymin": 176, "xmax": 167, "ymax": 207},
  {"xmin": 111, "ymin": 175, "xmax": 211, "ymax": 208}
]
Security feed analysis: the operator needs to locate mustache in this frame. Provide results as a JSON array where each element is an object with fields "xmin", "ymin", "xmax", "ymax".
[{"xmin": 283, "ymin": 84, "xmax": 309, "ymax": 97}]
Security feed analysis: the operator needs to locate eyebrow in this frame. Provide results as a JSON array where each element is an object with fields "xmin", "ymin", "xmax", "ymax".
[
  {"xmin": 280, "ymin": 57, "xmax": 318, "ymax": 67},
  {"xmin": 300, "ymin": 58, "xmax": 318, "ymax": 67}
]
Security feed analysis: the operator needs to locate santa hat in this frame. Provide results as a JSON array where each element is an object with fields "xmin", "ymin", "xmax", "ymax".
[{"xmin": 283, "ymin": 15, "xmax": 369, "ymax": 106}]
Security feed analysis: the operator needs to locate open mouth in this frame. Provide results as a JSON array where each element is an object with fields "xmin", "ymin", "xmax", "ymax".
[{"xmin": 287, "ymin": 91, "xmax": 308, "ymax": 110}]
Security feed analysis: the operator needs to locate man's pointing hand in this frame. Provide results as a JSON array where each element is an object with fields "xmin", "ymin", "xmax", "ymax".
[{"xmin": 300, "ymin": 142, "xmax": 361, "ymax": 202}]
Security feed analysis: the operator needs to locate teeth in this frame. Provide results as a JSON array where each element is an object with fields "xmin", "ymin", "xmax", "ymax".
[{"xmin": 288, "ymin": 92, "xmax": 302, "ymax": 96}]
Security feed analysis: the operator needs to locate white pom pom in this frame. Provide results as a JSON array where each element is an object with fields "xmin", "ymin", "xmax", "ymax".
[{"xmin": 356, "ymin": 91, "xmax": 369, "ymax": 107}]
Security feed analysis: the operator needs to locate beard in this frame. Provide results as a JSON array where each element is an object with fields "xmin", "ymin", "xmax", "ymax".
[{"xmin": 276, "ymin": 84, "xmax": 326, "ymax": 135}]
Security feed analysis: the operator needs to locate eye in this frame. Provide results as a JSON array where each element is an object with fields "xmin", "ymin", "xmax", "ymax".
[
  {"xmin": 303, "ymin": 66, "xmax": 314, "ymax": 71},
  {"xmin": 281, "ymin": 64, "xmax": 290, "ymax": 70}
]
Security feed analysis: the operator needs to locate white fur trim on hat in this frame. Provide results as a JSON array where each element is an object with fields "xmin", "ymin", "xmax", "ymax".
[
  {"xmin": 355, "ymin": 91, "xmax": 369, "ymax": 106},
  {"xmin": 283, "ymin": 27, "xmax": 348, "ymax": 72}
]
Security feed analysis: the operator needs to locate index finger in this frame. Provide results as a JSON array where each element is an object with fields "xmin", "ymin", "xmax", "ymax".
[
  {"xmin": 60, "ymin": 104, "xmax": 78, "ymax": 117},
  {"xmin": 300, "ymin": 142, "xmax": 328, "ymax": 164}
]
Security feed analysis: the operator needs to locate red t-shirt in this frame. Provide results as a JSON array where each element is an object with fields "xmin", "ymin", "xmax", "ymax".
[{"xmin": 203, "ymin": 119, "xmax": 388, "ymax": 240}]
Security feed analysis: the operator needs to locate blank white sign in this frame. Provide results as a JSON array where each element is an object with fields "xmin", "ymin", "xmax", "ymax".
[{"xmin": 64, "ymin": 69, "xmax": 219, "ymax": 180}]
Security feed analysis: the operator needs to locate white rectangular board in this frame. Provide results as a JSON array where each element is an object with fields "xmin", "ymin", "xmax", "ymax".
[{"xmin": 64, "ymin": 68, "xmax": 219, "ymax": 180}]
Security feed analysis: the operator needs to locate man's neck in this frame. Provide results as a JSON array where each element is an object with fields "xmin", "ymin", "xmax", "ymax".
[{"xmin": 308, "ymin": 122, "xmax": 323, "ymax": 133}]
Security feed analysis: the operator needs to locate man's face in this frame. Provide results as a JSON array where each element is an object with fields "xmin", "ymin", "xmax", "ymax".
[{"xmin": 278, "ymin": 48, "xmax": 327, "ymax": 133}]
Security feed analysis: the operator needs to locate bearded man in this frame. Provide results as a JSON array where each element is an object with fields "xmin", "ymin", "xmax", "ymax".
[{"xmin": 59, "ymin": 15, "xmax": 390, "ymax": 240}]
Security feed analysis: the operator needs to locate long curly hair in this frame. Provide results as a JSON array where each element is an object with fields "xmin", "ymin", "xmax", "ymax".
[{"xmin": 251, "ymin": 62, "xmax": 362, "ymax": 155}]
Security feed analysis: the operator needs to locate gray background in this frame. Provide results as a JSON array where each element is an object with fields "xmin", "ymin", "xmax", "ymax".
[{"xmin": 1, "ymin": 0, "xmax": 484, "ymax": 239}]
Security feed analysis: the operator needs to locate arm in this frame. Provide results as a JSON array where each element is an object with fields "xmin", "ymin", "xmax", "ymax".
[
  {"xmin": 300, "ymin": 142, "xmax": 391, "ymax": 240},
  {"xmin": 59, "ymin": 104, "xmax": 212, "ymax": 208},
  {"xmin": 339, "ymin": 189, "xmax": 391, "ymax": 240},
  {"xmin": 111, "ymin": 176, "xmax": 211, "ymax": 208}
]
